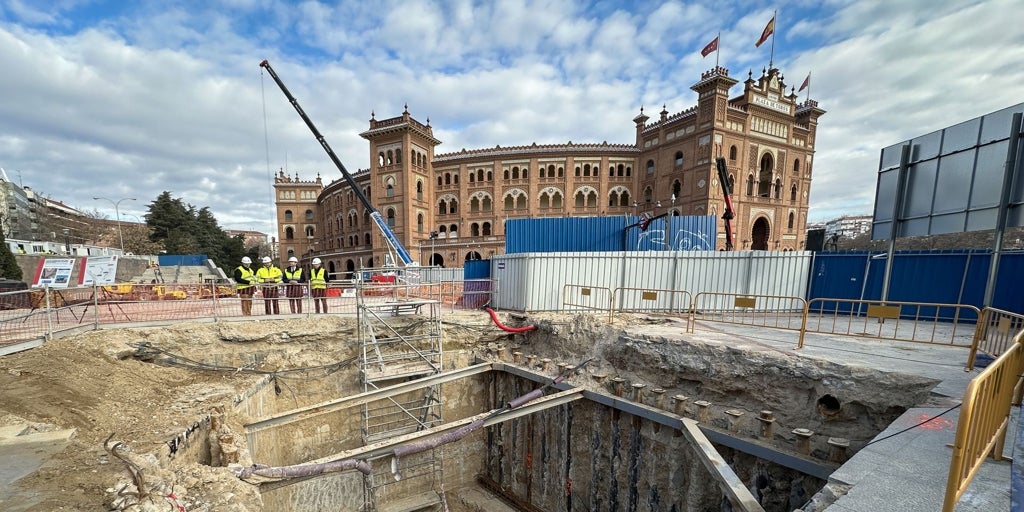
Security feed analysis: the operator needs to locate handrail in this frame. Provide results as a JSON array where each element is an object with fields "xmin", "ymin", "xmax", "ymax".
[{"xmin": 943, "ymin": 329, "xmax": 1024, "ymax": 511}]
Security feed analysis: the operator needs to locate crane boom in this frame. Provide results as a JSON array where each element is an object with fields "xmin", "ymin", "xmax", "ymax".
[{"xmin": 259, "ymin": 59, "xmax": 415, "ymax": 266}]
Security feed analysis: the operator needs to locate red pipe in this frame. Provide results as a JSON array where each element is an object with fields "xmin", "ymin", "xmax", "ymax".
[{"xmin": 485, "ymin": 307, "xmax": 536, "ymax": 333}]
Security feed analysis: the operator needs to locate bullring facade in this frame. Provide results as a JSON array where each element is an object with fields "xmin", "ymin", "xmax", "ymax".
[{"xmin": 274, "ymin": 66, "xmax": 825, "ymax": 277}]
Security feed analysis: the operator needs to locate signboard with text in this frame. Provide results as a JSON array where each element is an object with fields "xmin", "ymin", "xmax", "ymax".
[
  {"xmin": 32, "ymin": 259, "xmax": 76, "ymax": 288},
  {"xmin": 78, "ymin": 256, "xmax": 118, "ymax": 286}
]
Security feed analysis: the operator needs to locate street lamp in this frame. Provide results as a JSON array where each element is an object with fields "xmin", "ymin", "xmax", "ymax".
[
  {"xmin": 94, "ymin": 197, "xmax": 137, "ymax": 254},
  {"xmin": 429, "ymin": 231, "xmax": 439, "ymax": 266}
]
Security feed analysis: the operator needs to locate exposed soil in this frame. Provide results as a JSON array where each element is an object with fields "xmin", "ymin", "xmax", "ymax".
[{"xmin": 0, "ymin": 311, "xmax": 938, "ymax": 512}]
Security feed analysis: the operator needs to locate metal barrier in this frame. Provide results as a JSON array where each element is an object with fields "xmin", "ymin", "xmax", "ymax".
[
  {"xmin": 943, "ymin": 329, "xmax": 1024, "ymax": 512},
  {"xmin": 614, "ymin": 287, "xmax": 692, "ymax": 317},
  {"xmin": 689, "ymin": 292, "xmax": 806, "ymax": 334},
  {"xmin": 967, "ymin": 307, "xmax": 1024, "ymax": 367},
  {"xmin": 437, "ymin": 279, "xmax": 496, "ymax": 312},
  {"xmin": 799, "ymin": 299, "xmax": 980, "ymax": 354},
  {"xmin": 560, "ymin": 284, "xmax": 613, "ymax": 317}
]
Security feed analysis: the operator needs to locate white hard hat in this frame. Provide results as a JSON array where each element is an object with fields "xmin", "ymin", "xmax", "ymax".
[
  {"xmin": 288, "ymin": 256, "xmax": 298, "ymax": 263},
  {"xmin": 261, "ymin": 256, "xmax": 272, "ymax": 264},
  {"xmin": 312, "ymin": 258, "xmax": 322, "ymax": 265},
  {"xmin": 241, "ymin": 256, "xmax": 252, "ymax": 264}
]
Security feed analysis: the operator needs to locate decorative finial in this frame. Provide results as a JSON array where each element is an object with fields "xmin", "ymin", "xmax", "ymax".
[
  {"xmin": 748, "ymin": 69, "xmax": 753, "ymax": 78},
  {"xmin": 403, "ymin": 103, "xmax": 409, "ymax": 113},
  {"xmin": 426, "ymin": 117, "xmax": 430, "ymax": 126},
  {"xmin": 370, "ymin": 110, "xmax": 375, "ymax": 120}
]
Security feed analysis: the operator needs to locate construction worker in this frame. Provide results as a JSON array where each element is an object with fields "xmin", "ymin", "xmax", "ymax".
[
  {"xmin": 284, "ymin": 256, "xmax": 305, "ymax": 314},
  {"xmin": 309, "ymin": 257, "xmax": 328, "ymax": 313},
  {"xmin": 233, "ymin": 256, "xmax": 257, "ymax": 316},
  {"xmin": 256, "ymin": 256, "xmax": 283, "ymax": 314}
]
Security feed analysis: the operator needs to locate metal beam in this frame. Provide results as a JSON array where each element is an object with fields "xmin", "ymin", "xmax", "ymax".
[
  {"xmin": 681, "ymin": 418, "xmax": 766, "ymax": 512},
  {"xmin": 698, "ymin": 425, "xmax": 837, "ymax": 480},
  {"xmin": 244, "ymin": 362, "xmax": 493, "ymax": 433}
]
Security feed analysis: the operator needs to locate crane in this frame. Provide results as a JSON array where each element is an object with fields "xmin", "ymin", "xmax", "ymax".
[{"xmin": 259, "ymin": 59, "xmax": 415, "ymax": 266}]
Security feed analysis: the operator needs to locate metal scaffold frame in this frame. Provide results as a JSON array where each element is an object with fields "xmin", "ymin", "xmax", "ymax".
[{"xmin": 356, "ymin": 269, "xmax": 446, "ymax": 512}]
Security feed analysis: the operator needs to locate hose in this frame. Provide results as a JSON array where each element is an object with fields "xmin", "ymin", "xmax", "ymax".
[{"xmin": 485, "ymin": 307, "xmax": 537, "ymax": 333}]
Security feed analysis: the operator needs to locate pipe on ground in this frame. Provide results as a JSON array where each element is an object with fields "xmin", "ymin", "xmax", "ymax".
[
  {"xmin": 485, "ymin": 307, "xmax": 537, "ymax": 333},
  {"xmin": 237, "ymin": 458, "xmax": 372, "ymax": 480}
]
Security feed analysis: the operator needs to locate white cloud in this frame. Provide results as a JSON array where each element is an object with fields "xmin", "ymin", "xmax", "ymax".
[{"xmin": 0, "ymin": 0, "xmax": 1022, "ymax": 240}]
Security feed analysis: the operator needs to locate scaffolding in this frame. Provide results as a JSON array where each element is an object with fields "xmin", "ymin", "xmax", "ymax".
[{"xmin": 357, "ymin": 269, "xmax": 445, "ymax": 512}]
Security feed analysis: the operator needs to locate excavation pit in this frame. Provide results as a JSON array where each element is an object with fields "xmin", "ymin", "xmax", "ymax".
[{"xmin": 0, "ymin": 312, "xmax": 948, "ymax": 512}]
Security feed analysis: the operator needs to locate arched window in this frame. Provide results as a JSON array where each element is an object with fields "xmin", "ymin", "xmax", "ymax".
[
  {"xmin": 672, "ymin": 180, "xmax": 681, "ymax": 199},
  {"xmin": 758, "ymin": 153, "xmax": 774, "ymax": 197},
  {"xmin": 469, "ymin": 173, "xmax": 475, "ymax": 183},
  {"xmin": 644, "ymin": 187, "xmax": 653, "ymax": 204},
  {"xmin": 483, "ymin": 222, "xmax": 492, "ymax": 236},
  {"xmin": 790, "ymin": 184, "xmax": 798, "ymax": 201},
  {"xmin": 417, "ymin": 213, "xmax": 424, "ymax": 233},
  {"xmin": 575, "ymin": 190, "xmax": 585, "ymax": 208},
  {"xmin": 385, "ymin": 177, "xmax": 395, "ymax": 197},
  {"xmin": 574, "ymin": 166, "xmax": 581, "ymax": 177},
  {"xmin": 483, "ymin": 196, "xmax": 492, "ymax": 211},
  {"xmin": 395, "ymin": 149, "xmax": 402, "ymax": 164},
  {"xmin": 512, "ymin": 166, "xmax": 520, "ymax": 179},
  {"xmin": 646, "ymin": 160, "xmax": 655, "ymax": 174},
  {"xmin": 729, "ymin": 145, "xmax": 737, "ymax": 161},
  {"xmin": 540, "ymin": 193, "xmax": 550, "ymax": 209},
  {"xmin": 416, "ymin": 180, "xmax": 423, "ymax": 200},
  {"xmin": 386, "ymin": 150, "xmax": 394, "ymax": 165},
  {"xmin": 487, "ymin": 170, "xmax": 493, "ymax": 181},
  {"xmin": 584, "ymin": 164, "xmax": 592, "ymax": 176},
  {"xmin": 557, "ymin": 166, "xmax": 564, "ymax": 178},
  {"xmin": 386, "ymin": 208, "xmax": 396, "ymax": 228},
  {"xmin": 285, "ymin": 226, "xmax": 294, "ymax": 239},
  {"xmin": 504, "ymin": 169, "xmax": 510, "ymax": 180},
  {"xmin": 449, "ymin": 224, "xmax": 458, "ymax": 237},
  {"xmin": 453, "ymin": 173, "xmax": 459, "ymax": 185},
  {"xmin": 305, "ymin": 226, "xmax": 314, "ymax": 237},
  {"xmin": 793, "ymin": 158, "xmax": 801, "ymax": 175},
  {"xmin": 504, "ymin": 195, "xmax": 514, "ymax": 209},
  {"xmin": 788, "ymin": 212, "xmax": 795, "ymax": 229},
  {"xmin": 625, "ymin": 166, "xmax": 632, "ymax": 177},
  {"xmin": 378, "ymin": 152, "xmax": 385, "ymax": 167},
  {"xmin": 516, "ymin": 196, "xmax": 526, "ymax": 209},
  {"xmin": 774, "ymin": 178, "xmax": 782, "ymax": 199},
  {"xmin": 548, "ymin": 164, "xmax": 555, "ymax": 177},
  {"xmin": 522, "ymin": 167, "xmax": 528, "ymax": 179},
  {"xmin": 445, "ymin": 173, "xmax": 451, "ymax": 185},
  {"xmin": 305, "ymin": 209, "xmax": 313, "ymax": 220},
  {"xmin": 470, "ymin": 223, "xmax": 480, "ymax": 237},
  {"xmin": 450, "ymin": 200, "xmax": 458, "ymax": 214},
  {"xmin": 284, "ymin": 210, "xmax": 293, "ymax": 222},
  {"xmin": 674, "ymin": 151, "xmax": 683, "ymax": 167},
  {"xmin": 609, "ymin": 165, "xmax": 615, "ymax": 177},
  {"xmin": 365, "ymin": 233, "xmax": 371, "ymax": 245},
  {"xmin": 746, "ymin": 175, "xmax": 755, "ymax": 196},
  {"xmin": 620, "ymin": 190, "xmax": 630, "ymax": 206},
  {"xmin": 437, "ymin": 176, "xmax": 443, "ymax": 186},
  {"xmin": 477, "ymin": 169, "xmax": 484, "ymax": 182},
  {"xmin": 438, "ymin": 200, "xmax": 447, "ymax": 215},
  {"xmin": 471, "ymin": 197, "xmax": 480, "ymax": 212},
  {"xmin": 617, "ymin": 164, "xmax": 625, "ymax": 177}
]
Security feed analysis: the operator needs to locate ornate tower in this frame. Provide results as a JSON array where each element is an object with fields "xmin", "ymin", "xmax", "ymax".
[
  {"xmin": 272, "ymin": 170, "xmax": 324, "ymax": 263},
  {"xmin": 359, "ymin": 105, "xmax": 442, "ymax": 266}
]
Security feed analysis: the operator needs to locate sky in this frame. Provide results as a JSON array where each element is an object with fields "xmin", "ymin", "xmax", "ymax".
[{"xmin": 1, "ymin": 0, "xmax": 1022, "ymax": 237}]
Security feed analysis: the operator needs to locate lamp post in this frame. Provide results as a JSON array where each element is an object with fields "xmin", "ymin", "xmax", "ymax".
[
  {"xmin": 429, "ymin": 231, "xmax": 438, "ymax": 266},
  {"xmin": 93, "ymin": 197, "xmax": 137, "ymax": 254}
]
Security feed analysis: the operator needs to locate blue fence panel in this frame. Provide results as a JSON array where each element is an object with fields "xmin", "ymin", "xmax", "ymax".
[
  {"xmin": 807, "ymin": 250, "xmax": 1024, "ymax": 318},
  {"xmin": 158, "ymin": 254, "xmax": 208, "ymax": 266},
  {"xmin": 464, "ymin": 259, "xmax": 491, "ymax": 279},
  {"xmin": 506, "ymin": 215, "xmax": 717, "ymax": 253}
]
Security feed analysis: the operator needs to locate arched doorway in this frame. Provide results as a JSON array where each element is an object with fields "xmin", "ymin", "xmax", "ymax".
[
  {"xmin": 758, "ymin": 153, "xmax": 773, "ymax": 197},
  {"xmin": 751, "ymin": 217, "xmax": 771, "ymax": 250},
  {"xmin": 345, "ymin": 259, "xmax": 356, "ymax": 280},
  {"xmin": 465, "ymin": 251, "xmax": 482, "ymax": 261},
  {"xmin": 430, "ymin": 253, "xmax": 445, "ymax": 267}
]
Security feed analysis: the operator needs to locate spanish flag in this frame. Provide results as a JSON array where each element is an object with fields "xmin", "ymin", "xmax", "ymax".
[{"xmin": 755, "ymin": 15, "xmax": 775, "ymax": 47}]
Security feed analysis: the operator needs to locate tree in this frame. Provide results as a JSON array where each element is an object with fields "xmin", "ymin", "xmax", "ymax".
[{"xmin": 0, "ymin": 231, "xmax": 23, "ymax": 280}]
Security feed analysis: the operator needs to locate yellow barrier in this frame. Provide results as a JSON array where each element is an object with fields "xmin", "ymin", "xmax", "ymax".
[
  {"xmin": 561, "ymin": 284, "xmax": 613, "ymax": 317},
  {"xmin": 943, "ymin": 329, "xmax": 1024, "ymax": 512},
  {"xmin": 689, "ymin": 292, "xmax": 806, "ymax": 334},
  {"xmin": 614, "ymin": 287, "xmax": 692, "ymax": 317},
  {"xmin": 966, "ymin": 308, "xmax": 1024, "ymax": 369},
  {"xmin": 799, "ymin": 299, "xmax": 980, "ymax": 355}
]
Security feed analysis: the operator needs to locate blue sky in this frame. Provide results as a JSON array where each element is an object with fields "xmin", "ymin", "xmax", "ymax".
[{"xmin": 1, "ymin": 0, "xmax": 1022, "ymax": 238}]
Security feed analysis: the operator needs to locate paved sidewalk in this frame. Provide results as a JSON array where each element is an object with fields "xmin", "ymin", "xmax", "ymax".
[{"xmin": 684, "ymin": 319, "xmax": 1013, "ymax": 512}]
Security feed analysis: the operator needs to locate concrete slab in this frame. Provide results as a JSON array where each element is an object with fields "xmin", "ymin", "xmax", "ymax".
[{"xmin": 0, "ymin": 425, "xmax": 77, "ymax": 512}]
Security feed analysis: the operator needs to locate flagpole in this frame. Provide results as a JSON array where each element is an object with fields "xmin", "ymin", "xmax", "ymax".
[
  {"xmin": 806, "ymin": 71, "xmax": 811, "ymax": 101},
  {"xmin": 715, "ymin": 31, "xmax": 721, "ymax": 68},
  {"xmin": 769, "ymin": 9, "xmax": 777, "ymax": 69}
]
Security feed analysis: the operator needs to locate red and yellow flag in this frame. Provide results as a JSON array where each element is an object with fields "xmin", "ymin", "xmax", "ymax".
[{"xmin": 755, "ymin": 16, "xmax": 775, "ymax": 47}]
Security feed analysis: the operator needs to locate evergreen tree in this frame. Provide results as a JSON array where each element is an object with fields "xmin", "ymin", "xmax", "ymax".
[{"xmin": 0, "ymin": 232, "xmax": 23, "ymax": 280}]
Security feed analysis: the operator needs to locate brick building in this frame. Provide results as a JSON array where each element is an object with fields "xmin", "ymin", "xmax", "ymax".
[{"xmin": 274, "ymin": 66, "xmax": 824, "ymax": 278}]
